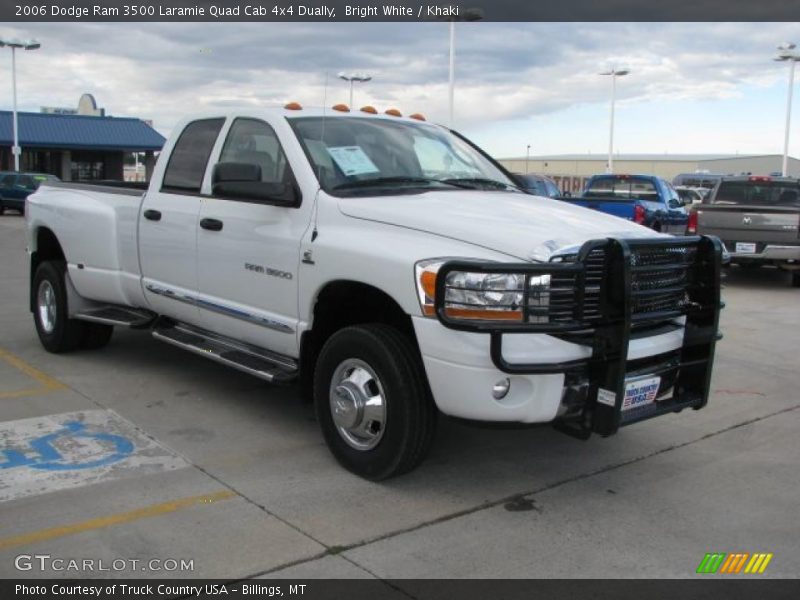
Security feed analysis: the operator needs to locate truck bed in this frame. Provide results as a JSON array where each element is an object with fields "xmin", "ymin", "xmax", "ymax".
[
  {"xmin": 28, "ymin": 181, "xmax": 148, "ymax": 310},
  {"xmin": 558, "ymin": 194, "xmax": 644, "ymax": 221}
]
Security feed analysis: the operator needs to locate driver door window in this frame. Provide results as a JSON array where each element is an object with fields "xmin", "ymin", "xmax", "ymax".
[{"xmin": 219, "ymin": 118, "xmax": 289, "ymax": 185}]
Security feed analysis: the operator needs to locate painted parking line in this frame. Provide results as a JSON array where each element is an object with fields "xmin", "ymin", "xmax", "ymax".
[
  {"xmin": 0, "ymin": 410, "xmax": 188, "ymax": 502},
  {"xmin": 0, "ymin": 490, "xmax": 236, "ymax": 550},
  {"xmin": 0, "ymin": 347, "xmax": 67, "ymax": 399}
]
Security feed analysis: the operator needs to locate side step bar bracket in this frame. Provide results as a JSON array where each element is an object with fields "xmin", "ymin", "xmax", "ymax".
[{"xmin": 74, "ymin": 306, "xmax": 157, "ymax": 328}]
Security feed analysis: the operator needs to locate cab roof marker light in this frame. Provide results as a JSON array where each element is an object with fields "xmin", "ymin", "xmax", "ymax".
[
  {"xmin": 284, "ymin": 102, "xmax": 303, "ymax": 110},
  {"xmin": 332, "ymin": 104, "xmax": 350, "ymax": 112},
  {"xmin": 409, "ymin": 113, "xmax": 426, "ymax": 121},
  {"xmin": 385, "ymin": 108, "xmax": 402, "ymax": 117}
]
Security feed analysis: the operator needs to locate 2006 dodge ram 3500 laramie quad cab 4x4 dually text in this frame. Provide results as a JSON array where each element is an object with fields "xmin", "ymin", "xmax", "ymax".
[{"xmin": 26, "ymin": 106, "xmax": 723, "ymax": 479}]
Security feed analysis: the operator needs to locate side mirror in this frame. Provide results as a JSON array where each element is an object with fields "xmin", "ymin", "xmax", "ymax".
[
  {"xmin": 212, "ymin": 162, "xmax": 298, "ymax": 206},
  {"xmin": 562, "ymin": 191, "xmax": 572, "ymax": 198},
  {"xmin": 668, "ymin": 198, "xmax": 683, "ymax": 209}
]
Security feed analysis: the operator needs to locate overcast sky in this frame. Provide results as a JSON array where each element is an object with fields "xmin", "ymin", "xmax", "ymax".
[{"xmin": 1, "ymin": 22, "xmax": 799, "ymax": 157}]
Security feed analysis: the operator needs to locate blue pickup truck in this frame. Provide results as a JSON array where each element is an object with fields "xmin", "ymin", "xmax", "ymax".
[{"xmin": 559, "ymin": 174, "xmax": 689, "ymax": 234}]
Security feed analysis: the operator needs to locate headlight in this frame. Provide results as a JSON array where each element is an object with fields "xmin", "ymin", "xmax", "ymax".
[{"xmin": 416, "ymin": 259, "xmax": 550, "ymax": 323}]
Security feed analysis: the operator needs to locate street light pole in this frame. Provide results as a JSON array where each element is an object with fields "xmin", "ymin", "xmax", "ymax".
[
  {"xmin": 525, "ymin": 144, "xmax": 531, "ymax": 174},
  {"xmin": 11, "ymin": 46, "xmax": 18, "ymax": 171},
  {"xmin": 775, "ymin": 43, "xmax": 800, "ymax": 177},
  {"xmin": 448, "ymin": 21, "xmax": 455, "ymax": 128},
  {"xmin": 783, "ymin": 60, "xmax": 795, "ymax": 177},
  {"xmin": 440, "ymin": 7, "xmax": 483, "ymax": 129},
  {"xmin": 0, "ymin": 38, "xmax": 41, "ymax": 172},
  {"xmin": 600, "ymin": 67, "xmax": 629, "ymax": 174},
  {"xmin": 337, "ymin": 72, "xmax": 372, "ymax": 108}
]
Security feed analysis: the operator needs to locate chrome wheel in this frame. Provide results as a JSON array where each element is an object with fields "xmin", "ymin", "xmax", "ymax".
[
  {"xmin": 37, "ymin": 280, "xmax": 57, "ymax": 334},
  {"xmin": 329, "ymin": 359, "xmax": 387, "ymax": 451}
]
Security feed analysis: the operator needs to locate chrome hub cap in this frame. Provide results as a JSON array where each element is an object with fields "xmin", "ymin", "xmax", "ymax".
[
  {"xmin": 329, "ymin": 359, "xmax": 387, "ymax": 451},
  {"xmin": 37, "ymin": 280, "xmax": 57, "ymax": 334}
]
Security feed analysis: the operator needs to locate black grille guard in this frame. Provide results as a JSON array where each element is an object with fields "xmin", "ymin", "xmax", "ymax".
[{"xmin": 433, "ymin": 235, "xmax": 723, "ymax": 437}]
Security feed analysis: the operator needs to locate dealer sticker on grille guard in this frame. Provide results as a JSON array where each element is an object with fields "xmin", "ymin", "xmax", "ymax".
[
  {"xmin": 597, "ymin": 376, "xmax": 662, "ymax": 410},
  {"xmin": 622, "ymin": 376, "xmax": 661, "ymax": 410}
]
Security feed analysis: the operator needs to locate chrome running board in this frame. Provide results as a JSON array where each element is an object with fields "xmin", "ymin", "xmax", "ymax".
[{"xmin": 151, "ymin": 321, "xmax": 298, "ymax": 384}]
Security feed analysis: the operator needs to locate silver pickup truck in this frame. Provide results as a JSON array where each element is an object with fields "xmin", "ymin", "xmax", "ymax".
[{"xmin": 692, "ymin": 175, "xmax": 800, "ymax": 286}]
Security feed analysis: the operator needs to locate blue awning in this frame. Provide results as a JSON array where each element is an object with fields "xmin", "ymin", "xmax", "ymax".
[{"xmin": 0, "ymin": 111, "xmax": 166, "ymax": 151}]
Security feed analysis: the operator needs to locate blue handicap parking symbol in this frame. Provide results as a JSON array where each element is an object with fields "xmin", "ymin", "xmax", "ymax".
[{"xmin": 0, "ymin": 420, "xmax": 134, "ymax": 471}]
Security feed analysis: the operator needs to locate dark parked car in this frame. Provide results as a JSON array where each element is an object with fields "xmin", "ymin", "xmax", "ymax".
[
  {"xmin": 514, "ymin": 173, "xmax": 562, "ymax": 198},
  {"xmin": 0, "ymin": 172, "xmax": 60, "ymax": 215}
]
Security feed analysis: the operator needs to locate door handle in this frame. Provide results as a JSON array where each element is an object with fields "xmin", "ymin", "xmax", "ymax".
[
  {"xmin": 143, "ymin": 209, "xmax": 161, "ymax": 221},
  {"xmin": 200, "ymin": 218, "xmax": 223, "ymax": 231}
]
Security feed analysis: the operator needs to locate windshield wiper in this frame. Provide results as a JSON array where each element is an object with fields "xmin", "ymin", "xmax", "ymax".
[
  {"xmin": 441, "ymin": 177, "xmax": 521, "ymax": 191},
  {"xmin": 333, "ymin": 176, "xmax": 469, "ymax": 191}
]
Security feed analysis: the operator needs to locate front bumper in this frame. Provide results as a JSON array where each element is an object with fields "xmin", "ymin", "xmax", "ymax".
[
  {"xmin": 414, "ymin": 318, "xmax": 686, "ymax": 424},
  {"xmin": 426, "ymin": 236, "xmax": 722, "ymax": 438}
]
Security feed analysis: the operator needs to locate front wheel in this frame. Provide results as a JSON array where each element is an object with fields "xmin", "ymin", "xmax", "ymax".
[
  {"xmin": 792, "ymin": 272, "xmax": 800, "ymax": 288},
  {"xmin": 314, "ymin": 324, "xmax": 436, "ymax": 480}
]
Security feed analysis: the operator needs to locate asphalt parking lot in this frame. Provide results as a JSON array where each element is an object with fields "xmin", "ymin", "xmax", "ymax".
[{"xmin": 0, "ymin": 214, "xmax": 798, "ymax": 581}]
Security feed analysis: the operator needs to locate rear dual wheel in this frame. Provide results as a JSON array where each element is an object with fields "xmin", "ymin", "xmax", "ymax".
[{"xmin": 33, "ymin": 260, "xmax": 113, "ymax": 353}]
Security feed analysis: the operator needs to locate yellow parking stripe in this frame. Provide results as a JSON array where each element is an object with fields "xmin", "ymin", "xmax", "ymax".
[
  {"xmin": 0, "ymin": 347, "xmax": 67, "ymax": 399},
  {"xmin": 745, "ymin": 553, "xmax": 766, "ymax": 573},
  {"xmin": 0, "ymin": 490, "xmax": 236, "ymax": 550},
  {"xmin": 757, "ymin": 553, "xmax": 773, "ymax": 573}
]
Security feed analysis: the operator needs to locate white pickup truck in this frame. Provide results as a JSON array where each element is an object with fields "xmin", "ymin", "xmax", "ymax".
[{"xmin": 26, "ymin": 105, "xmax": 723, "ymax": 479}]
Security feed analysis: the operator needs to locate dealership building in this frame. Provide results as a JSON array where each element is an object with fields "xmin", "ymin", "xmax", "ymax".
[
  {"xmin": 497, "ymin": 153, "xmax": 800, "ymax": 194},
  {"xmin": 0, "ymin": 94, "xmax": 165, "ymax": 181}
]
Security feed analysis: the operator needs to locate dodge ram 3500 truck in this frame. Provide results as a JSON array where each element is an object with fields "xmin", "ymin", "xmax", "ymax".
[
  {"xmin": 691, "ymin": 175, "xmax": 800, "ymax": 287},
  {"xmin": 26, "ymin": 106, "xmax": 723, "ymax": 479}
]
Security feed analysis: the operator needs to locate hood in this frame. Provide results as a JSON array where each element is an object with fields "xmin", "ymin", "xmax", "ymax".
[{"xmin": 337, "ymin": 190, "xmax": 661, "ymax": 261}]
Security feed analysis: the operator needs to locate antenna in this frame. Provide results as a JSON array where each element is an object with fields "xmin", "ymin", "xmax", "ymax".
[
  {"xmin": 311, "ymin": 72, "xmax": 329, "ymax": 241},
  {"xmin": 318, "ymin": 71, "xmax": 329, "ymax": 184}
]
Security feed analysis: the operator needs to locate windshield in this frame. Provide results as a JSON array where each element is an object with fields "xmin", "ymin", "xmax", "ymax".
[
  {"xmin": 288, "ymin": 116, "xmax": 516, "ymax": 196},
  {"xmin": 714, "ymin": 181, "xmax": 800, "ymax": 208}
]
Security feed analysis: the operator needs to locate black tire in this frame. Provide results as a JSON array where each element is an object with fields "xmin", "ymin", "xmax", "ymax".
[
  {"xmin": 792, "ymin": 272, "xmax": 800, "ymax": 288},
  {"xmin": 81, "ymin": 322, "xmax": 114, "ymax": 350},
  {"xmin": 32, "ymin": 260, "xmax": 86, "ymax": 353},
  {"xmin": 314, "ymin": 324, "xmax": 436, "ymax": 480},
  {"xmin": 0, "ymin": 199, "xmax": 4, "ymax": 216}
]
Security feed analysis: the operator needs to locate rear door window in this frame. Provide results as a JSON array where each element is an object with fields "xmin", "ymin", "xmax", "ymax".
[
  {"xmin": 162, "ymin": 118, "xmax": 225, "ymax": 192},
  {"xmin": 18, "ymin": 175, "xmax": 36, "ymax": 190}
]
